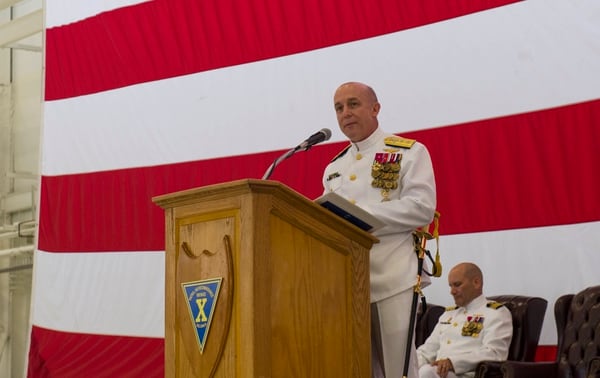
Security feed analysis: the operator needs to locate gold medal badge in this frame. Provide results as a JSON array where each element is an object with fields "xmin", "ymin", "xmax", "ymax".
[{"xmin": 371, "ymin": 152, "xmax": 401, "ymax": 201}]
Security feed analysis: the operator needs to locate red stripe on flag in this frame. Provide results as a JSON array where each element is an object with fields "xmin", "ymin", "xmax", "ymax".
[
  {"xmin": 27, "ymin": 326, "xmax": 163, "ymax": 378},
  {"xmin": 45, "ymin": 0, "xmax": 521, "ymax": 100},
  {"xmin": 38, "ymin": 99, "xmax": 600, "ymax": 252},
  {"xmin": 38, "ymin": 147, "xmax": 334, "ymax": 252},
  {"xmin": 413, "ymin": 98, "xmax": 600, "ymax": 235}
]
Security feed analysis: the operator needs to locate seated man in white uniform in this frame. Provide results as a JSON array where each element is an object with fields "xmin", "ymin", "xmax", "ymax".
[{"xmin": 416, "ymin": 262, "xmax": 513, "ymax": 378}]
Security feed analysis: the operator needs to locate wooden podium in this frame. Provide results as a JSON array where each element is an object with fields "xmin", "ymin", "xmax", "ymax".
[{"xmin": 153, "ymin": 179, "xmax": 376, "ymax": 377}]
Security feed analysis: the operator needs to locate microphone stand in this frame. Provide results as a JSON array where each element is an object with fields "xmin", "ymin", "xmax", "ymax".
[
  {"xmin": 263, "ymin": 128, "xmax": 331, "ymax": 180},
  {"xmin": 262, "ymin": 146, "xmax": 302, "ymax": 180}
]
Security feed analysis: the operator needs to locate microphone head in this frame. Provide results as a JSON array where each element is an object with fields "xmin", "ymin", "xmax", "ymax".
[
  {"xmin": 320, "ymin": 128, "xmax": 332, "ymax": 141},
  {"xmin": 296, "ymin": 128, "xmax": 333, "ymax": 151}
]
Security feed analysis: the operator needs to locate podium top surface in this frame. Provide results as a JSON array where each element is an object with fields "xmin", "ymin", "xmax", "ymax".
[
  {"xmin": 152, "ymin": 178, "xmax": 378, "ymax": 244},
  {"xmin": 152, "ymin": 179, "xmax": 294, "ymax": 208}
]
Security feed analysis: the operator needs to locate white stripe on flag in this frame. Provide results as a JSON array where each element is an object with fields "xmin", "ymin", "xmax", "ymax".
[
  {"xmin": 45, "ymin": 0, "xmax": 148, "ymax": 28},
  {"xmin": 31, "ymin": 250, "xmax": 164, "ymax": 338},
  {"xmin": 30, "ymin": 222, "xmax": 600, "ymax": 344}
]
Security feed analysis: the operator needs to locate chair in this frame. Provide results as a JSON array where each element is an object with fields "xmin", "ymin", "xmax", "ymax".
[
  {"xmin": 589, "ymin": 357, "xmax": 600, "ymax": 378},
  {"xmin": 474, "ymin": 295, "xmax": 548, "ymax": 378},
  {"xmin": 501, "ymin": 285, "xmax": 600, "ymax": 378}
]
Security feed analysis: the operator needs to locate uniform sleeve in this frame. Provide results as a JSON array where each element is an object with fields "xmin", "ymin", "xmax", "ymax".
[
  {"xmin": 447, "ymin": 307, "xmax": 513, "ymax": 375},
  {"xmin": 361, "ymin": 142, "xmax": 437, "ymax": 234},
  {"xmin": 416, "ymin": 321, "xmax": 443, "ymax": 367}
]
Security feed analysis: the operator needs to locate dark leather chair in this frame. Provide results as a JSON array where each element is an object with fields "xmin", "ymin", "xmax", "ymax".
[
  {"xmin": 589, "ymin": 357, "xmax": 600, "ymax": 378},
  {"xmin": 501, "ymin": 285, "xmax": 600, "ymax": 378},
  {"xmin": 474, "ymin": 295, "xmax": 548, "ymax": 378}
]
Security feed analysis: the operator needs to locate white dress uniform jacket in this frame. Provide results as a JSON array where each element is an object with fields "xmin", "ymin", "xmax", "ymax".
[
  {"xmin": 416, "ymin": 294, "xmax": 513, "ymax": 378},
  {"xmin": 322, "ymin": 127, "xmax": 436, "ymax": 301}
]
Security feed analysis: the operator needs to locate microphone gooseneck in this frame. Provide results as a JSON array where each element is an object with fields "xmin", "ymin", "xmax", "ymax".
[{"xmin": 262, "ymin": 128, "xmax": 332, "ymax": 180}]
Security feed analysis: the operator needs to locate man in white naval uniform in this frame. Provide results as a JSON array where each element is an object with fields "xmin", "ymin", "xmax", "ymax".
[
  {"xmin": 323, "ymin": 82, "xmax": 437, "ymax": 377},
  {"xmin": 417, "ymin": 263, "xmax": 513, "ymax": 378}
]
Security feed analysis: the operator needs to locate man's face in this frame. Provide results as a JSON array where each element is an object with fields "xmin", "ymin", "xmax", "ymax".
[
  {"xmin": 448, "ymin": 266, "xmax": 481, "ymax": 307},
  {"xmin": 333, "ymin": 83, "xmax": 380, "ymax": 143}
]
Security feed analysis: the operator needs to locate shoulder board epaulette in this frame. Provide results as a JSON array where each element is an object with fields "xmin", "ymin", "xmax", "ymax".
[
  {"xmin": 384, "ymin": 136, "xmax": 416, "ymax": 149},
  {"xmin": 487, "ymin": 301, "xmax": 504, "ymax": 309},
  {"xmin": 445, "ymin": 306, "xmax": 458, "ymax": 311},
  {"xmin": 330, "ymin": 144, "xmax": 351, "ymax": 163}
]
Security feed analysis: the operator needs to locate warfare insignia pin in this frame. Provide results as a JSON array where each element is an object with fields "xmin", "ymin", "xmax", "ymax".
[
  {"xmin": 327, "ymin": 172, "xmax": 341, "ymax": 181},
  {"xmin": 181, "ymin": 277, "xmax": 223, "ymax": 354}
]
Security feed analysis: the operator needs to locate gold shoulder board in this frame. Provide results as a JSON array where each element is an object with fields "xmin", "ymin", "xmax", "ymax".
[
  {"xmin": 445, "ymin": 306, "xmax": 458, "ymax": 311},
  {"xmin": 384, "ymin": 136, "xmax": 416, "ymax": 149},
  {"xmin": 330, "ymin": 144, "xmax": 351, "ymax": 162},
  {"xmin": 487, "ymin": 301, "xmax": 504, "ymax": 310}
]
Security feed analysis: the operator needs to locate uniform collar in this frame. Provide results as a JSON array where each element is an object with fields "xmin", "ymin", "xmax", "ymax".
[
  {"xmin": 352, "ymin": 127, "xmax": 385, "ymax": 152},
  {"xmin": 462, "ymin": 294, "xmax": 486, "ymax": 312}
]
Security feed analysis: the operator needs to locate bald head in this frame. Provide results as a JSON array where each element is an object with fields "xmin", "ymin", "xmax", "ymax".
[
  {"xmin": 335, "ymin": 82, "xmax": 379, "ymax": 103},
  {"xmin": 454, "ymin": 262, "xmax": 483, "ymax": 283},
  {"xmin": 333, "ymin": 82, "xmax": 381, "ymax": 143},
  {"xmin": 448, "ymin": 262, "xmax": 484, "ymax": 307}
]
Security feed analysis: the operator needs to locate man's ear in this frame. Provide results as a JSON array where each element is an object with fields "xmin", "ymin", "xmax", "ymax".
[{"xmin": 372, "ymin": 102, "xmax": 381, "ymax": 116}]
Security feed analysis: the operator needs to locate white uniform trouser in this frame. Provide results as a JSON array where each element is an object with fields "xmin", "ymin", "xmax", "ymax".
[
  {"xmin": 373, "ymin": 288, "xmax": 418, "ymax": 378},
  {"xmin": 418, "ymin": 364, "xmax": 459, "ymax": 378}
]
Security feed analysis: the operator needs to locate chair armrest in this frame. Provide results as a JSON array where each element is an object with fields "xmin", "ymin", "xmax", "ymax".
[
  {"xmin": 589, "ymin": 357, "xmax": 600, "ymax": 378},
  {"xmin": 501, "ymin": 361, "xmax": 557, "ymax": 378},
  {"xmin": 474, "ymin": 360, "xmax": 503, "ymax": 378}
]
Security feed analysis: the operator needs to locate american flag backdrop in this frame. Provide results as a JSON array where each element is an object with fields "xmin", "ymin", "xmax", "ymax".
[{"xmin": 30, "ymin": 0, "xmax": 600, "ymax": 376}]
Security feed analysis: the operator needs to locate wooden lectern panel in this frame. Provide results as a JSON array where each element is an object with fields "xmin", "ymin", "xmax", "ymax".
[
  {"xmin": 153, "ymin": 179, "xmax": 375, "ymax": 377},
  {"xmin": 269, "ymin": 214, "xmax": 364, "ymax": 377},
  {"xmin": 176, "ymin": 213, "xmax": 237, "ymax": 378}
]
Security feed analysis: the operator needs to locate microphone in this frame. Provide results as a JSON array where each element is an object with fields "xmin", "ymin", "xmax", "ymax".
[
  {"xmin": 295, "ymin": 128, "xmax": 332, "ymax": 151},
  {"xmin": 262, "ymin": 128, "xmax": 333, "ymax": 180}
]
